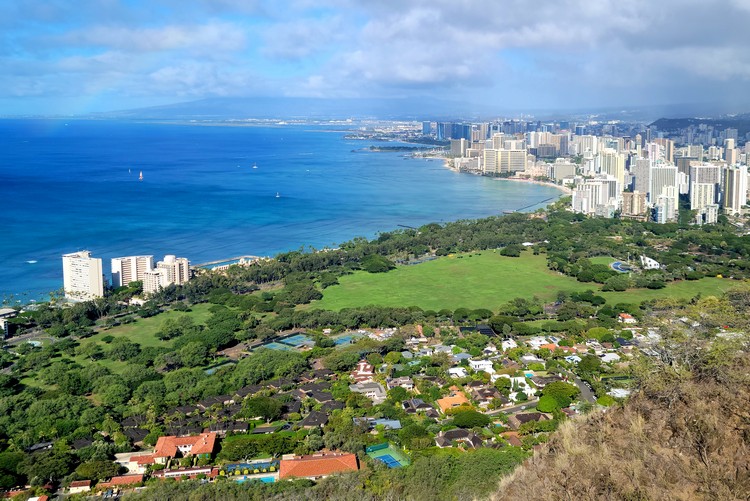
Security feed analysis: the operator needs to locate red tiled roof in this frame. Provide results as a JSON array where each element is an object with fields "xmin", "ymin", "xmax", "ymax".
[
  {"xmin": 69, "ymin": 480, "xmax": 92, "ymax": 488},
  {"xmin": 98, "ymin": 474, "xmax": 144, "ymax": 488},
  {"xmin": 131, "ymin": 454, "xmax": 155, "ymax": 465},
  {"xmin": 153, "ymin": 432, "xmax": 217, "ymax": 458},
  {"xmin": 279, "ymin": 452, "xmax": 359, "ymax": 479}
]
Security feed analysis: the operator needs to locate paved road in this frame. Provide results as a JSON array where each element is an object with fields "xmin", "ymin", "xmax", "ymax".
[
  {"xmin": 485, "ymin": 399, "xmax": 539, "ymax": 416},
  {"xmin": 573, "ymin": 376, "xmax": 597, "ymax": 403}
]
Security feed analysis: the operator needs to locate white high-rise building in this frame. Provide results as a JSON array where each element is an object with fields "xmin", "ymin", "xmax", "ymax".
[
  {"xmin": 723, "ymin": 165, "xmax": 748, "ymax": 216},
  {"xmin": 143, "ymin": 255, "xmax": 191, "ymax": 295},
  {"xmin": 690, "ymin": 182, "xmax": 717, "ymax": 211},
  {"xmin": 649, "ymin": 164, "xmax": 678, "ymax": 203},
  {"xmin": 111, "ymin": 255, "xmax": 154, "ymax": 288},
  {"xmin": 654, "ymin": 186, "xmax": 679, "ymax": 223},
  {"xmin": 62, "ymin": 251, "xmax": 104, "ymax": 301},
  {"xmin": 598, "ymin": 148, "xmax": 625, "ymax": 189}
]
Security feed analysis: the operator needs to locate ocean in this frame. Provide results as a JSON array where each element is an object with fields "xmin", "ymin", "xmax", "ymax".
[{"xmin": 0, "ymin": 119, "xmax": 563, "ymax": 302}]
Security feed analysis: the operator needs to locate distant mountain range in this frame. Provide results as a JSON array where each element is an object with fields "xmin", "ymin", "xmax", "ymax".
[
  {"xmin": 93, "ymin": 97, "xmax": 750, "ymax": 123},
  {"xmin": 651, "ymin": 114, "xmax": 750, "ymax": 136}
]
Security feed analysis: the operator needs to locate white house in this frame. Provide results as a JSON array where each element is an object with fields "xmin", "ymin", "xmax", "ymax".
[
  {"xmin": 501, "ymin": 338, "xmax": 518, "ymax": 351},
  {"xmin": 447, "ymin": 367, "xmax": 468, "ymax": 379},
  {"xmin": 526, "ymin": 336, "xmax": 549, "ymax": 350},
  {"xmin": 600, "ymin": 353, "xmax": 621, "ymax": 363},
  {"xmin": 499, "ymin": 375, "xmax": 536, "ymax": 400},
  {"xmin": 469, "ymin": 359, "xmax": 495, "ymax": 375},
  {"xmin": 564, "ymin": 355, "xmax": 582, "ymax": 364},
  {"xmin": 349, "ymin": 381, "xmax": 387, "ymax": 404},
  {"xmin": 640, "ymin": 255, "xmax": 661, "ymax": 270}
]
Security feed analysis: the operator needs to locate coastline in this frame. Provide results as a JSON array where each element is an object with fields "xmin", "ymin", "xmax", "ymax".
[
  {"xmin": 495, "ymin": 176, "xmax": 573, "ymax": 196},
  {"xmin": 440, "ymin": 155, "xmax": 572, "ymax": 196}
]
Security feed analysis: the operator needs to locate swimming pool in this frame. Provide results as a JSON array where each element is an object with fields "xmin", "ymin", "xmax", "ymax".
[{"xmin": 236, "ymin": 475, "xmax": 276, "ymax": 483}]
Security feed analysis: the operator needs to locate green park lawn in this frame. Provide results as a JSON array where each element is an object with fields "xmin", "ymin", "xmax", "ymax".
[
  {"xmin": 90, "ymin": 302, "xmax": 215, "ymax": 348},
  {"xmin": 311, "ymin": 251, "xmax": 729, "ymax": 311}
]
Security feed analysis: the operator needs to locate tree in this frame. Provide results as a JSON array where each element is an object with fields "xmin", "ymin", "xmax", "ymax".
[
  {"xmin": 179, "ymin": 342, "xmax": 208, "ymax": 367},
  {"xmin": 542, "ymin": 381, "xmax": 580, "ymax": 408},
  {"xmin": 75, "ymin": 460, "xmax": 121, "ymax": 481},
  {"xmin": 0, "ymin": 452, "xmax": 25, "ymax": 489},
  {"xmin": 387, "ymin": 386, "xmax": 408, "ymax": 403},
  {"xmin": 452, "ymin": 410, "xmax": 491, "ymax": 428},
  {"xmin": 243, "ymin": 396, "xmax": 283, "ymax": 423},
  {"xmin": 536, "ymin": 395, "xmax": 560, "ymax": 413},
  {"xmin": 578, "ymin": 355, "xmax": 602, "ymax": 374},
  {"xmin": 361, "ymin": 255, "xmax": 395, "ymax": 273}
]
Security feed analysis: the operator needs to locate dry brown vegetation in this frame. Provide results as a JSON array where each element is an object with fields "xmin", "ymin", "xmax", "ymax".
[{"xmin": 494, "ymin": 334, "xmax": 750, "ymax": 501}]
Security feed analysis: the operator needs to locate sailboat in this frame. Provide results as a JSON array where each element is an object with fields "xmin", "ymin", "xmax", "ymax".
[
  {"xmin": 252, "ymin": 163, "xmax": 258, "ymax": 169},
  {"xmin": 139, "ymin": 171, "xmax": 143, "ymax": 181},
  {"xmin": 275, "ymin": 192, "xmax": 280, "ymax": 198}
]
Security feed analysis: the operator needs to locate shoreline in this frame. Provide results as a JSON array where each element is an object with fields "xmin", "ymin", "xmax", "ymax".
[
  {"xmin": 440, "ymin": 155, "xmax": 572, "ymax": 196},
  {"xmin": 495, "ymin": 176, "xmax": 573, "ymax": 196}
]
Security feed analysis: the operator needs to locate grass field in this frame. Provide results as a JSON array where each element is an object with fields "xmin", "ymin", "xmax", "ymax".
[
  {"xmin": 311, "ymin": 251, "xmax": 729, "ymax": 311},
  {"xmin": 90, "ymin": 302, "xmax": 215, "ymax": 348}
]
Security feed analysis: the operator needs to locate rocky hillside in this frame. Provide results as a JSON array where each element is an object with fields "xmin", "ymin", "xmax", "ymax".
[{"xmin": 494, "ymin": 335, "xmax": 750, "ymax": 501}]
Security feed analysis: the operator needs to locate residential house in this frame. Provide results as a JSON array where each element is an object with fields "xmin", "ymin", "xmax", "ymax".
[
  {"xmin": 402, "ymin": 398, "xmax": 436, "ymax": 415},
  {"xmin": 509, "ymin": 412, "xmax": 549, "ymax": 430},
  {"xmin": 279, "ymin": 452, "xmax": 359, "ymax": 480},
  {"xmin": 526, "ymin": 336, "xmax": 549, "ymax": 350},
  {"xmin": 469, "ymin": 359, "xmax": 495, "ymax": 374},
  {"xmin": 97, "ymin": 474, "xmax": 144, "ymax": 490},
  {"xmin": 351, "ymin": 360, "xmax": 375, "ymax": 383},
  {"xmin": 447, "ymin": 367, "xmax": 468, "ymax": 378},
  {"xmin": 618, "ymin": 313, "xmax": 637, "ymax": 324},
  {"xmin": 565, "ymin": 354, "xmax": 582, "ymax": 364},
  {"xmin": 300, "ymin": 410, "xmax": 329, "ymax": 429},
  {"xmin": 353, "ymin": 417, "xmax": 402, "ymax": 430},
  {"xmin": 435, "ymin": 429, "xmax": 483, "ymax": 449},
  {"xmin": 601, "ymin": 353, "xmax": 621, "ymax": 363},
  {"xmin": 152, "ymin": 432, "xmax": 217, "ymax": 464},
  {"xmin": 349, "ymin": 381, "xmax": 387, "ymax": 404},
  {"xmin": 469, "ymin": 384, "xmax": 504, "ymax": 408},
  {"xmin": 452, "ymin": 352, "xmax": 472, "ymax": 364},
  {"xmin": 519, "ymin": 355, "xmax": 545, "ymax": 365},
  {"xmin": 500, "ymin": 375, "xmax": 536, "ymax": 400},
  {"xmin": 501, "ymin": 338, "xmax": 518, "ymax": 351},
  {"xmin": 68, "ymin": 480, "xmax": 92, "ymax": 494},
  {"xmin": 530, "ymin": 375, "xmax": 564, "ymax": 389},
  {"xmin": 436, "ymin": 386, "xmax": 471, "ymax": 414},
  {"xmin": 386, "ymin": 376, "xmax": 414, "ymax": 391}
]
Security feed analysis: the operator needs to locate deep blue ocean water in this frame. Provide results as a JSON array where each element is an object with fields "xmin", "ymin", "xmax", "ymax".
[{"xmin": 0, "ymin": 119, "xmax": 562, "ymax": 302}]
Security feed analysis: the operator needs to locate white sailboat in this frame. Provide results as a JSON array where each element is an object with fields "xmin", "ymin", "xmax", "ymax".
[
  {"xmin": 275, "ymin": 192, "xmax": 280, "ymax": 198},
  {"xmin": 139, "ymin": 171, "xmax": 143, "ymax": 181}
]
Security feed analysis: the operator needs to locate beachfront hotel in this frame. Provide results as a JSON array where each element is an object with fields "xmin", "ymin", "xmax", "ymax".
[
  {"xmin": 143, "ymin": 255, "xmax": 191, "ymax": 295},
  {"xmin": 62, "ymin": 250, "xmax": 104, "ymax": 301},
  {"xmin": 111, "ymin": 255, "xmax": 155, "ymax": 288}
]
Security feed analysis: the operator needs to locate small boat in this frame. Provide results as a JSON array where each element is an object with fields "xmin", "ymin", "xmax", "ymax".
[
  {"xmin": 139, "ymin": 171, "xmax": 143, "ymax": 181},
  {"xmin": 275, "ymin": 192, "xmax": 280, "ymax": 198},
  {"xmin": 252, "ymin": 163, "xmax": 258, "ymax": 169}
]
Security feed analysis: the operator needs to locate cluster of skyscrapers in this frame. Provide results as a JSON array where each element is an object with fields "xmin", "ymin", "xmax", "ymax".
[
  {"xmin": 62, "ymin": 251, "xmax": 190, "ymax": 301},
  {"xmin": 427, "ymin": 119, "xmax": 749, "ymax": 224}
]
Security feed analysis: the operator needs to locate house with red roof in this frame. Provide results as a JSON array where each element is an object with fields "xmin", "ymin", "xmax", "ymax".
[
  {"xmin": 279, "ymin": 452, "xmax": 359, "ymax": 480},
  {"xmin": 68, "ymin": 479, "xmax": 92, "ymax": 494},
  {"xmin": 350, "ymin": 360, "xmax": 374, "ymax": 383},
  {"xmin": 97, "ymin": 474, "xmax": 144, "ymax": 489},
  {"xmin": 153, "ymin": 432, "xmax": 217, "ymax": 464}
]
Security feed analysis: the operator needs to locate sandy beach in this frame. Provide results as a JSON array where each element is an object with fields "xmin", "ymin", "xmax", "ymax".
[{"xmin": 496, "ymin": 176, "xmax": 573, "ymax": 195}]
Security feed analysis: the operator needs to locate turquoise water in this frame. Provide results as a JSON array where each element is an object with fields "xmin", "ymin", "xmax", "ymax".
[{"xmin": 0, "ymin": 119, "xmax": 562, "ymax": 301}]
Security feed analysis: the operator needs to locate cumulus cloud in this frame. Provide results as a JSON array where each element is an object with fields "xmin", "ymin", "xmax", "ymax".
[{"xmin": 2, "ymin": 0, "xmax": 750, "ymax": 112}]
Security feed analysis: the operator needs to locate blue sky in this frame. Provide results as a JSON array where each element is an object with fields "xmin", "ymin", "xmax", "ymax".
[{"xmin": 2, "ymin": 0, "xmax": 750, "ymax": 115}]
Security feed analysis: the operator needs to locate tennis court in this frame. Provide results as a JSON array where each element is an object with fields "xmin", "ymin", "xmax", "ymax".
[
  {"xmin": 366, "ymin": 443, "xmax": 410, "ymax": 468},
  {"xmin": 280, "ymin": 334, "xmax": 313, "ymax": 347},
  {"xmin": 263, "ymin": 342, "xmax": 293, "ymax": 351}
]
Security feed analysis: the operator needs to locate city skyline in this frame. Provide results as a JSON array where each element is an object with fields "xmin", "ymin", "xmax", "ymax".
[{"xmin": 3, "ymin": 1, "xmax": 750, "ymax": 115}]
